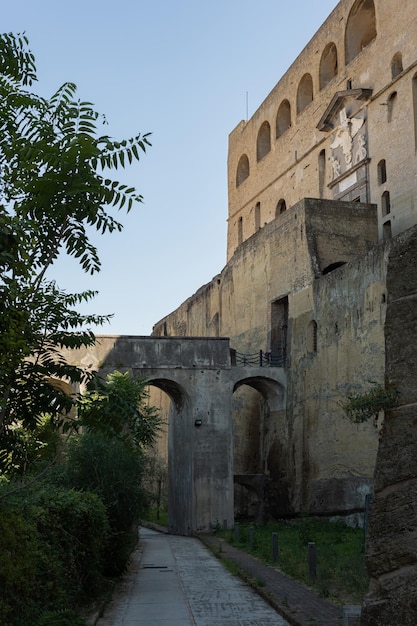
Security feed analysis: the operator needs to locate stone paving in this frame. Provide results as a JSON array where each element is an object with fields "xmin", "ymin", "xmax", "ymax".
[{"xmin": 96, "ymin": 527, "xmax": 289, "ymax": 625}]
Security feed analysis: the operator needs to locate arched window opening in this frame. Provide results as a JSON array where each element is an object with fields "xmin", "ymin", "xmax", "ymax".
[
  {"xmin": 413, "ymin": 74, "xmax": 417, "ymax": 151},
  {"xmin": 387, "ymin": 91, "xmax": 397, "ymax": 123},
  {"xmin": 276, "ymin": 99, "xmax": 291, "ymax": 138},
  {"xmin": 297, "ymin": 74, "xmax": 313, "ymax": 114},
  {"xmin": 307, "ymin": 320, "xmax": 318, "ymax": 353},
  {"xmin": 236, "ymin": 154, "xmax": 250, "ymax": 186},
  {"xmin": 254, "ymin": 202, "xmax": 261, "ymax": 231},
  {"xmin": 257, "ymin": 121, "xmax": 271, "ymax": 161},
  {"xmin": 318, "ymin": 149, "xmax": 326, "ymax": 198},
  {"xmin": 377, "ymin": 159, "xmax": 387, "ymax": 185},
  {"xmin": 391, "ymin": 52, "xmax": 403, "ymax": 79},
  {"xmin": 322, "ymin": 261, "xmax": 346, "ymax": 275},
  {"xmin": 382, "ymin": 191, "xmax": 391, "ymax": 216},
  {"xmin": 275, "ymin": 199, "xmax": 287, "ymax": 217},
  {"xmin": 319, "ymin": 43, "xmax": 338, "ymax": 90},
  {"xmin": 383, "ymin": 220, "xmax": 392, "ymax": 241},
  {"xmin": 345, "ymin": 0, "xmax": 377, "ymax": 64},
  {"xmin": 238, "ymin": 216, "xmax": 243, "ymax": 246}
]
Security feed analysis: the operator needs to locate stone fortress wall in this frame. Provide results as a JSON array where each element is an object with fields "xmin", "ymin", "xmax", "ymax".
[{"xmin": 151, "ymin": 0, "xmax": 417, "ymax": 520}]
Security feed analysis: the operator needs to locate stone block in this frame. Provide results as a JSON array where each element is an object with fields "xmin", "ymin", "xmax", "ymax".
[{"xmin": 385, "ymin": 296, "xmax": 417, "ymax": 405}]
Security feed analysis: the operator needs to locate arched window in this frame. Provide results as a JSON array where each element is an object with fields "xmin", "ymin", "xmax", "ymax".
[
  {"xmin": 387, "ymin": 91, "xmax": 397, "ymax": 123},
  {"xmin": 345, "ymin": 0, "xmax": 377, "ymax": 65},
  {"xmin": 276, "ymin": 99, "xmax": 291, "ymax": 138},
  {"xmin": 383, "ymin": 220, "xmax": 392, "ymax": 241},
  {"xmin": 275, "ymin": 199, "xmax": 287, "ymax": 217},
  {"xmin": 238, "ymin": 216, "xmax": 243, "ymax": 245},
  {"xmin": 257, "ymin": 121, "xmax": 271, "ymax": 161},
  {"xmin": 307, "ymin": 320, "xmax": 318, "ymax": 353},
  {"xmin": 382, "ymin": 191, "xmax": 391, "ymax": 216},
  {"xmin": 297, "ymin": 74, "xmax": 313, "ymax": 114},
  {"xmin": 318, "ymin": 149, "xmax": 326, "ymax": 197},
  {"xmin": 254, "ymin": 202, "xmax": 261, "ymax": 231},
  {"xmin": 319, "ymin": 43, "xmax": 338, "ymax": 90},
  {"xmin": 391, "ymin": 52, "xmax": 403, "ymax": 79},
  {"xmin": 377, "ymin": 159, "xmax": 387, "ymax": 185},
  {"xmin": 236, "ymin": 154, "xmax": 250, "ymax": 186}
]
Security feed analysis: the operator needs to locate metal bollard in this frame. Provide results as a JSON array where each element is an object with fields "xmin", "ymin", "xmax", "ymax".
[
  {"xmin": 249, "ymin": 526, "xmax": 255, "ymax": 549},
  {"xmin": 272, "ymin": 532, "xmax": 279, "ymax": 562},
  {"xmin": 308, "ymin": 542, "xmax": 317, "ymax": 578},
  {"xmin": 234, "ymin": 522, "xmax": 240, "ymax": 542}
]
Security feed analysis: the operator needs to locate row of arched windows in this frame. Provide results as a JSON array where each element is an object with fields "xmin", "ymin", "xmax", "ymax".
[{"xmin": 236, "ymin": 0, "xmax": 380, "ymax": 186}]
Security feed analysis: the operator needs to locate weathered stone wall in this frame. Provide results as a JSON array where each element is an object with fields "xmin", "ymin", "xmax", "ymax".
[
  {"xmin": 227, "ymin": 0, "xmax": 417, "ymax": 260},
  {"xmin": 153, "ymin": 199, "xmax": 384, "ymax": 517},
  {"xmin": 362, "ymin": 225, "xmax": 417, "ymax": 624}
]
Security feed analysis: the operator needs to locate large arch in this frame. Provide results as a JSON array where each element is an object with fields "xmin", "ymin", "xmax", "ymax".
[
  {"xmin": 319, "ymin": 42, "xmax": 338, "ymax": 89},
  {"xmin": 257, "ymin": 121, "xmax": 271, "ymax": 161},
  {"xmin": 297, "ymin": 73, "xmax": 313, "ymax": 114},
  {"xmin": 345, "ymin": 0, "xmax": 377, "ymax": 65}
]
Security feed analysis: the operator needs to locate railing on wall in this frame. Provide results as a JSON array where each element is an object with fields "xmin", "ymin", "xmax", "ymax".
[{"xmin": 230, "ymin": 347, "xmax": 286, "ymax": 368}]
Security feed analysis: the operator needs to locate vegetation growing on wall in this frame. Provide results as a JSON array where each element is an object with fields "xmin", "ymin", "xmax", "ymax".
[{"xmin": 342, "ymin": 382, "xmax": 399, "ymax": 425}]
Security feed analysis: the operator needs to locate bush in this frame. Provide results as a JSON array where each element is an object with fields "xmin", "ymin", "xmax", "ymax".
[
  {"xmin": 60, "ymin": 432, "xmax": 148, "ymax": 575},
  {"xmin": 0, "ymin": 484, "xmax": 108, "ymax": 625}
]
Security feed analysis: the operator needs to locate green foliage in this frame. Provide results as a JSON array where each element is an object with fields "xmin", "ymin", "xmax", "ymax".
[
  {"xmin": 79, "ymin": 370, "xmax": 162, "ymax": 450},
  {"xmin": 0, "ymin": 32, "xmax": 151, "ymax": 476},
  {"xmin": 0, "ymin": 484, "xmax": 109, "ymax": 625},
  {"xmin": 60, "ymin": 432, "xmax": 147, "ymax": 575},
  {"xmin": 342, "ymin": 382, "xmax": 399, "ymax": 424},
  {"xmin": 216, "ymin": 518, "xmax": 369, "ymax": 604}
]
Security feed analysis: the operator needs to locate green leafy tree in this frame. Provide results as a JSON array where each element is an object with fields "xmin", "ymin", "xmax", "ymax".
[{"xmin": 0, "ymin": 33, "xmax": 151, "ymax": 475}]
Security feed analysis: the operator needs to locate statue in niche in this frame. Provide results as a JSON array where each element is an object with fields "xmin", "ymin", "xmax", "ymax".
[
  {"xmin": 331, "ymin": 155, "xmax": 341, "ymax": 179},
  {"xmin": 330, "ymin": 107, "xmax": 364, "ymax": 166},
  {"xmin": 355, "ymin": 134, "xmax": 367, "ymax": 163}
]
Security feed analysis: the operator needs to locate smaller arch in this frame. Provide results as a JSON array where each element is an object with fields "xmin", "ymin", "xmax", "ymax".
[
  {"xmin": 257, "ymin": 121, "xmax": 271, "ymax": 161},
  {"xmin": 383, "ymin": 220, "xmax": 392, "ymax": 241},
  {"xmin": 345, "ymin": 0, "xmax": 377, "ymax": 64},
  {"xmin": 391, "ymin": 52, "xmax": 403, "ymax": 79},
  {"xmin": 147, "ymin": 377, "xmax": 189, "ymax": 414},
  {"xmin": 275, "ymin": 199, "xmax": 287, "ymax": 217},
  {"xmin": 297, "ymin": 73, "xmax": 313, "ymax": 114},
  {"xmin": 238, "ymin": 216, "xmax": 243, "ymax": 245},
  {"xmin": 382, "ymin": 190, "xmax": 391, "ymax": 216},
  {"xmin": 254, "ymin": 202, "xmax": 261, "ymax": 231},
  {"xmin": 387, "ymin": 91, "xmax": 397, "ymax": 123},
  {"xmin": 236, "ymin": 154, "xmax": 250, "ymax": 186},
  {"xmin": 319, "ymin": 42, "xmax": 338, "ymax": 90},
  {"xmin": 318, "ymin": 149, "xmax": 326, "ymax": 198},
  {"xmin": 276, "ymin": 99, "xmax": 291, "ymax": 138},
  {"xmin": 377, "ymin": 159, "xmax": 387, "ymax": 185},
  {"xmin": 322, "ymin": 261, "xmax": 346, "ymax": 275}
]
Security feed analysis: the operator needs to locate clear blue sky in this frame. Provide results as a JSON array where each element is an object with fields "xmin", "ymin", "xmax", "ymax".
[{"xmin": 4, "ymin": 0, "xmax": 338, "ymax": 335}]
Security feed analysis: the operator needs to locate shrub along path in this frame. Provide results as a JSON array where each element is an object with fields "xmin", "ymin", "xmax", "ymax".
[{"xmin": 200, "ymin": 534, "xmax": 356, "ymax": 626}]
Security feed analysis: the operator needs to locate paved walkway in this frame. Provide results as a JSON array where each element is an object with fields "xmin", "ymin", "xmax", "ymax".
[{"xmin": 96, "ymin": 527, "xmax": 289, "ymax": 625}]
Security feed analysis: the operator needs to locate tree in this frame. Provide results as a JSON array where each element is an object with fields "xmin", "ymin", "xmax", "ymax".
[{"xmin": 0, "ymin": 33, "xmax": 151, "ymax": 475}]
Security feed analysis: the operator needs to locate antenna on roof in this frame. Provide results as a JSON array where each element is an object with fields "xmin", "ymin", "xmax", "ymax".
[{"xmin": 246, "ymin": 91, "xmax": 249, "ymax": 121}]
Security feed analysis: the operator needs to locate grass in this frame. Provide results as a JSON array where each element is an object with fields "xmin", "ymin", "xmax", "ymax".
[
  {"xmin": 143, "ymin": 508, "xmax": 168, "ymax": 528},
  {"xmin": 215, "ymin": 517, "xmax": 369, "ymax": 605}
]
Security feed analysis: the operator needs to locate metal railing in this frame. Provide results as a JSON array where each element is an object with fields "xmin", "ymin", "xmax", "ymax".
[{"xmin": 230, "ymin": 348, "xmax": 286, "ymax": 368}]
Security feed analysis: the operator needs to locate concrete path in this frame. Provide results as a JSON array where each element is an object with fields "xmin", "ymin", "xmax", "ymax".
[{"xmin": 96, "ymin": 527, "xmax": 289, "ymax": 625}]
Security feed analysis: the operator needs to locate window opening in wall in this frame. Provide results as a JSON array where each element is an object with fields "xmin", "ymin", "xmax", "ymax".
[
  {"xmin": 307, "ymin": 320, "xmax": 318, "ymax": 353},
  {"xmin": 318, "ymin": 150, "xmax": 326, "ymax": 198},
  {"xmin": 347, "ymin": 79, "xmax": 353, "ymax": 90},
  {"xmin": 345, "ymin": 0, "xmax": 377, "ymax": 64},
  {"xmin": 383, "ymin": 220, "xmax": 392, "ymax": 241},
  {"xmin": 378, "ymin": 159, "xmax": 387, "ymax": 184},
  {"xmin": 382, "ymin": 191, "xmax": 391, "ymax": 216},
  {"xmin": 297, "ymin": 73, "xmax": 313, "ymax": 114},
  {"xmin": 254, "ymin": 202, "xmax": 261, "ymax": 231},
  {"xmin": 387, "ymin": 91, "xmax": 397, "ymax": 123},
  {"xmin": 319, "ymin": 42, "xmax": 338, "ymax": 90},
  {"xmin": 257, "ymin": 121, "xmax": 271, "ymax": 161},
  {"xmin": 413, "ymin": 74, "xmax": 417, "ymax": 151},
  {"xmin": 238, "ymin": 216, "xmax": 243, "ymax": 246},
  {"xmin": 275, "ymin": 199, "xmax": 287, "ymax": 217},
  {"xmin": 276, "ymin": 99, "xmax": 291, "ymax": 138},
  {"xmin": 236, "ymin": 154, "xmax": 250, "ymax": 186},
  {"xmin": 391, "ymin": 52, "xmax": 403, "ymax": 79},
  {"xmin": 270, "ymin": 297, "xmax": 288, "ymax": 365}
]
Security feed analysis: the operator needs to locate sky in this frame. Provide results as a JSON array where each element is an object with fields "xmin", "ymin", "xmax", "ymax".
[{"xmin": 3, "ymin": 0, "xmax": 338, "ymax": 335}]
